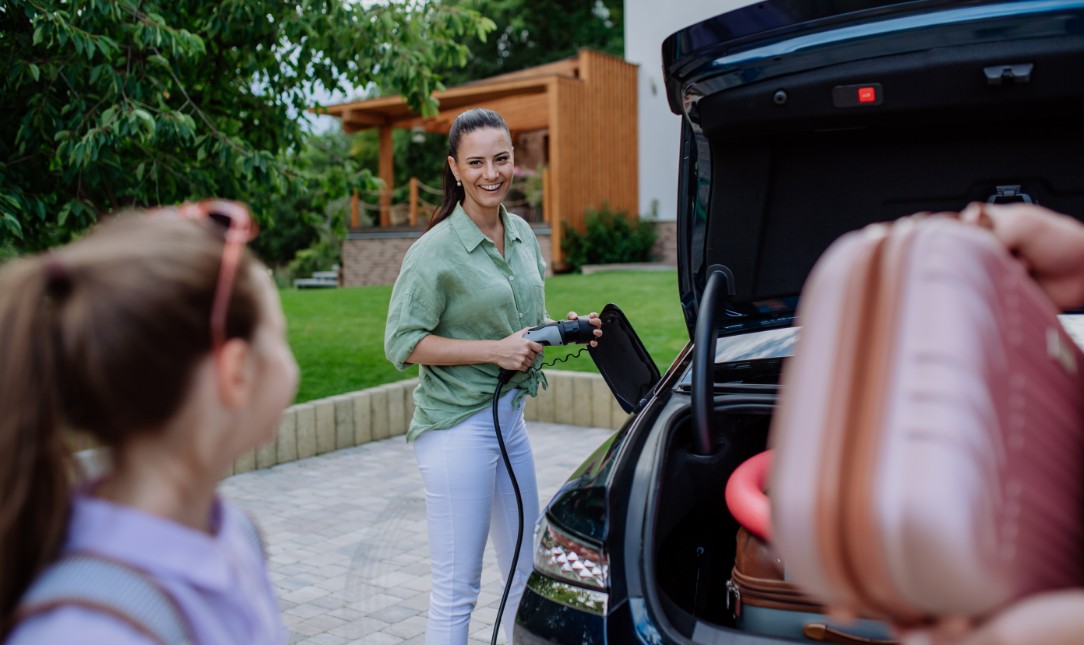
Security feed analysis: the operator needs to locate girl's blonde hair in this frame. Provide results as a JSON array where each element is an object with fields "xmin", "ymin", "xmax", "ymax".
[{"xmin": 0, "ymin": 213, "xmax": 264, "ymax": 624}]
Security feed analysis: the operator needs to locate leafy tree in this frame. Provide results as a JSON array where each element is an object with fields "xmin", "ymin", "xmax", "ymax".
[
  {"xmin": 248, "ymin": 129, "xmax": 353, "ymax": 270},
  {"xmin": 337, "ymin": 0, "xmax": 623, "ymax": 208},
  {"xmin": 0, "ymin": 0, "xmax": 495, "ymax": 252},
  {"xmin": 438, "ymin": 0, "xmax": 622, "ymax": 85}
]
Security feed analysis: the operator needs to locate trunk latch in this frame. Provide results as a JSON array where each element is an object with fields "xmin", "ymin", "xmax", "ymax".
[
  {"xmin": 987, "ymin": 184, "xmax": 1034, "ymax": 204},
  {"xmin": 983, "ymin": 63, "xmax": 1034, "ymax": 86}
]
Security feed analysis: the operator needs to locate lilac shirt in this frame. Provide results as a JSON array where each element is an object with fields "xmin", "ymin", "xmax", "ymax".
[{"xmin": 8, "ymin": 493, "xmax": 286, "ymax": 645}]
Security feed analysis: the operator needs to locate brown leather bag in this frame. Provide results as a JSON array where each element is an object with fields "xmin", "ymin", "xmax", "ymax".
[{"xmin": 729, "ymin": 527, "xmax": 896, "ymax": 644}]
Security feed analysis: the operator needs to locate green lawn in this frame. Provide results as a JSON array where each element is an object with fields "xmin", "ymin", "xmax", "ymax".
[{"xmin": 281, "ymin": 270, "xmax": 689, "ymax": 404}]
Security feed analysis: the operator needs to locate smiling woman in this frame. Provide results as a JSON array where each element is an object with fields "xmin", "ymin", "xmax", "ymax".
[{"xmin": 384, "ymin": 107, "xmax": 602, "ymax": 645}]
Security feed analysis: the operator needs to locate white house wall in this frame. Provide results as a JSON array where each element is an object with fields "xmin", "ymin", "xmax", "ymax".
[{"xmin": 625, "ymin": 0, "xmax": 752, "ymax": 220}]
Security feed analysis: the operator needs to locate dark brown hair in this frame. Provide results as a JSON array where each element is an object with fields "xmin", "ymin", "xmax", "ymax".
[
  {"xmin": 426, "ymin": 108, "xmax": 511, "ymax": 231},
  {"xmin": 0, "ymin": 213, "xmax": 263, "ymax": 624}
]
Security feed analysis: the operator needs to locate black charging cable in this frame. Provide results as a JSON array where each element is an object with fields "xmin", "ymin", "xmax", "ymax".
[
  {"xmin": 488, "ymin": 318, "xmax": 596, "ymax": 644},
  {"xmin": 490, "ymin": 368, "xmax": 522, "ymax": 645}
]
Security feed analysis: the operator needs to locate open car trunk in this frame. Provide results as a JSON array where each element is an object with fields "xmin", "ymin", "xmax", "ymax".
[
  {"xmin": 650, "ymin": 392, "xmax": 777, "ymax": 635},
  {"xmin": 640, "ymin": 1, "xmax": 1084, "ymax": 641},
  {"xmin": 627, "ymin": 380, "xmax": 779, "ymax": 642}
]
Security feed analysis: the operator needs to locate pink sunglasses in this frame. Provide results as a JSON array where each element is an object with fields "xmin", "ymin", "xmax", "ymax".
[{"xmin": 149, "ymin": 199, "xmax": 258, "ymax": 352}]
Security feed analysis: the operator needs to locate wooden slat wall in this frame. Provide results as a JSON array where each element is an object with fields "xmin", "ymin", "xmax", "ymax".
[{"xmin": 548, "ymin": 50, "xmax": 638, "ymax": 269}]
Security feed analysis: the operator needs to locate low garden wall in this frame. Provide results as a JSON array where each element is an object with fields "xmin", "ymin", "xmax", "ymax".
[{"xmin": 227, "ymin": 370, "xmax": 629, "ymax": 475}]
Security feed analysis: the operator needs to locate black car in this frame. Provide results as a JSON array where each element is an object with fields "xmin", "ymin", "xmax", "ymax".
[{"xmin": 515, "ymin": 1, "xmax": 1084, "ymax": 643}]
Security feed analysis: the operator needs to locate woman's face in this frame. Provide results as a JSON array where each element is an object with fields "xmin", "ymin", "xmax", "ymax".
[{"xmin": 449, "ymin": 127, "xmax": 514, "ymax": 218}]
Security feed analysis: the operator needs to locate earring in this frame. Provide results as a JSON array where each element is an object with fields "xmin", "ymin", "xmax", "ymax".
[{"xmin": 456, "ymin": 179, "xmax": 461, "ymax": 187}]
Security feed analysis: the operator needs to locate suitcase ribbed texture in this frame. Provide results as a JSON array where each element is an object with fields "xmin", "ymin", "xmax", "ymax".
[{"xmin": 771, "ymin": 217, "xmax": 1084, "ymax": 621}]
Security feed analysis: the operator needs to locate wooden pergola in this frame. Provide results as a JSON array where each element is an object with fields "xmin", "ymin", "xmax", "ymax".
[{"xmin": 316, "ymin": 49, "xmax": 638, "ymax": 268}]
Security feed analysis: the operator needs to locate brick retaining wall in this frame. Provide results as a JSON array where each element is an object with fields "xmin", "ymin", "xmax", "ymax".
[
  {"xmin": 651, "ymin": 220, "xmax": 677, "ymax": 267},
  {"xmin": 342, "ymin": 227, "xmax": 554, "ymax": 287},
  {"xmin": 340, "ymin": 220, "xmax": 675, "ymax": 287}
]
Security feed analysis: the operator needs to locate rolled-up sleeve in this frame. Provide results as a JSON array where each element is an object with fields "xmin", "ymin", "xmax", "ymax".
[{"xmin": 385, "ymin": 251, "xmax": 445, "ymax": 371}]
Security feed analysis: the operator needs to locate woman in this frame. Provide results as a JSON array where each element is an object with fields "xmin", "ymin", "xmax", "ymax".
[
  {"xmin": 1, "ymin": 201, "xmax": 298, "ymax": 644},
  {"xmin": 385, "ymin": 108, "xmax": 601, "ymax": 644}
]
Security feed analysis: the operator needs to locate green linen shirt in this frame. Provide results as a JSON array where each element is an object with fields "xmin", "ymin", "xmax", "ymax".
[{"xmin": 385, "ymin": 203, "xmax": 549, "ymax": 441}]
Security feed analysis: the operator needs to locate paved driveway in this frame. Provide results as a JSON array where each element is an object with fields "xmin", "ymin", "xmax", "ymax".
[{"xmin": 221, "ymin": 422, "xmax": 616, "ymax": 644}]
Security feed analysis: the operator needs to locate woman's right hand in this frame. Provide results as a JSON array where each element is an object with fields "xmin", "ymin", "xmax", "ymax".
[
  {"xmin": 492, "ymin": 328, "xmax": 544, "ymax": 372},
  {"xmin": 961, "ymin": 202, "xmax": 1084, "ymax": 309}
]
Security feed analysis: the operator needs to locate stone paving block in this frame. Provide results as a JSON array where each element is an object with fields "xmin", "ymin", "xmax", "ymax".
[
  {"xmin": 328, "ymin": 618, "xmax": 392, "ymax": 640},
  {"xmin": 355, "ymin": 633, "xmax": 399, "ymax": 645},
  {"xmin": 534, "ymin": 372, "xmax": 557, "ymax": 422},
  {"xmin": 334, "ymin": 395, "xmax": 356, "ymax": 450},
  {"xmin": 285, "ymin": 603, "xmax": 328, "ymax": 620},
  {"xmin": 291, "ymin": 614, "xmax": 347, "ymax": 638},
  {"xmin": 314, "ymin": 398, "xmax": 336, "ymax": 455},
  {"xmin": 277, "ymin": 410, "xmax": 299, "ymax": 464},
  {"xmin": 370, "ymin": 386, "xmax": 391, "ymax": 441},
  {"xmin": 554, "ymin": 372, "xmax": 575, "ymax": 425},
  {"xmin": 369, "ymin": 605, "xmax": 422, "ymax": 624},
  {"xmin": 222, "ymin": 422, "xmax": 614, "ymax": 644},
  {"xmin": 522, "ymin": 392, "xmax": 539, "ymax": 421},
  {"xmin": 404, "ymin": 379, "xmax": 417, "ymax": 425},
  {"xmin": 353, "ymin": 391, "xmax": 373, "ymax": 446},
  {"xmin": 383, "ymin": 615, "xmax": 427, "ymax": 639},
  {"xmin": 612, "ymin": 396, "xmax": 630, "ymax": 430},
  {"xmin": 571, "ymin": 372, "xmax": 595, "ymax": 423},
  {"xmin": 282, "ymin": 586, "xmax": 332, "ymax": 605},
  {"xmin": 256, "ymin": 434, "xmax": 277, "ymax": 470},
  {"xmin": 387, "ymin": 383, "xmax": 407, "ymax": 437},
  {"xmin": 295, "ymin": 403, "xmax": 317, "ymax": 459},
  {"xmin": 298, "ymin": 634, "xmax": 351, "ymax": 645},
  {"xmin": 233, "ymin": 449, "xmax": 256, "ymax": 475},
  {"xmin": 399, "ymin": 591, "xmax": 430, "ymax": 611},
  {"xmin": 592, "ymin": 376, "xmax": 613, "ymax": 428}
]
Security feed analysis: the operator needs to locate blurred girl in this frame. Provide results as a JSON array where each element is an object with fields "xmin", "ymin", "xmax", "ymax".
[{"xmin": 0, "ymin": 201, "xmax": 297, "ymax": 644}]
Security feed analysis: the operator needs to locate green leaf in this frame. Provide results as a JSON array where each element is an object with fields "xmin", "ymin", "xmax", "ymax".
[
  {"xmin": 28, "ymin": 64, "xmax": 40, "ymax": 82},
  {"xmin": 129, "ymin": 108, "xmax": 156, "ymax": 139},
  {"xmin": 148, "ymin": 54, "xmax": 170, "ymax": 68},
  {"xmin": 33, "ymin": 25, "xmax": 45, "ymax": 47},
  {"xmin": 58, "ymin": 201, "xmax": 72, "ymax": 226},
  {"xmin": 3, "ymin": 213, "xmax": 24, "ymax": 239}
]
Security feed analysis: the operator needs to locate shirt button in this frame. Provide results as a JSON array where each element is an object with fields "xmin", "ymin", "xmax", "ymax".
[{"xmin": 508, "ymin": 275, "xmax": 515, "ymax": 281}]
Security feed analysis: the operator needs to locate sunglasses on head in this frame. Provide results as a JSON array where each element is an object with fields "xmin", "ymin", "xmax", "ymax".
[{"xmin": 149, "ymin": 199, "xmax": 259, "ymax": 352}]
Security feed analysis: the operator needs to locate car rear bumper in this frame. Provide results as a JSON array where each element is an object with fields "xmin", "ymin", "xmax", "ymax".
[{"xmin": 515, "ymin": 573, "xmax": 608, "ymax": 643}]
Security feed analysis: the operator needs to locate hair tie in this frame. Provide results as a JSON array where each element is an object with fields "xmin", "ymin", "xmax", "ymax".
[{"xmin": 44, "ymin": 255, "xmax": 73, "ymax": 300}]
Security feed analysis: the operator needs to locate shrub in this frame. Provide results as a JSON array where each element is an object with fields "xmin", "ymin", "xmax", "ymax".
[{"xmin": 562, "ymin": 203, "xmax": 657, "ymax": 273}]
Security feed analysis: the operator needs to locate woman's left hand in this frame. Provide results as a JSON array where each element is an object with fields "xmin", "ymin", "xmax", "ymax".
[{"xmin": 567, "ymin": 311, "xmax": 603, "ymax": 347}]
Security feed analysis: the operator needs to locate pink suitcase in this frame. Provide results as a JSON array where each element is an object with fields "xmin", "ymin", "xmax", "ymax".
[{"xmin": 769, "ymin": 215, "xmax": 1084, "ymax": 624}]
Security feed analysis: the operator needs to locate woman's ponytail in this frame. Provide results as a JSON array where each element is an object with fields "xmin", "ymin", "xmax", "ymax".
[
  {"xmin": 427, "ymin": 162, "xmax": 465, "ymax": 231},
  {"xmin": 0, "ymin": 256, "xmax": 75, "ymax": 625}
]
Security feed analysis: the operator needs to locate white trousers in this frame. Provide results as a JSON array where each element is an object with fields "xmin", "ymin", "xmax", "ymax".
[{"xmin": 413, "ymin": 389, "xmax": 540, "ymax": 645}]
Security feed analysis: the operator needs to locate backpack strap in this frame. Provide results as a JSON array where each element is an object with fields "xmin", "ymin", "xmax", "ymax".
[
  {"xmin": 14, "ymin": 551, "xmax": 194, "ymax": 645},
  {"xmin": 233, "ymin": 508, "xmax": 266, "ymax": 560}
]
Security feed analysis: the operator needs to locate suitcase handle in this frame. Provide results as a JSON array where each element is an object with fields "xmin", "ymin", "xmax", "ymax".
[{"xmin": 726, "ymin": 450, "xmax": 772, "ymax": 541}]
